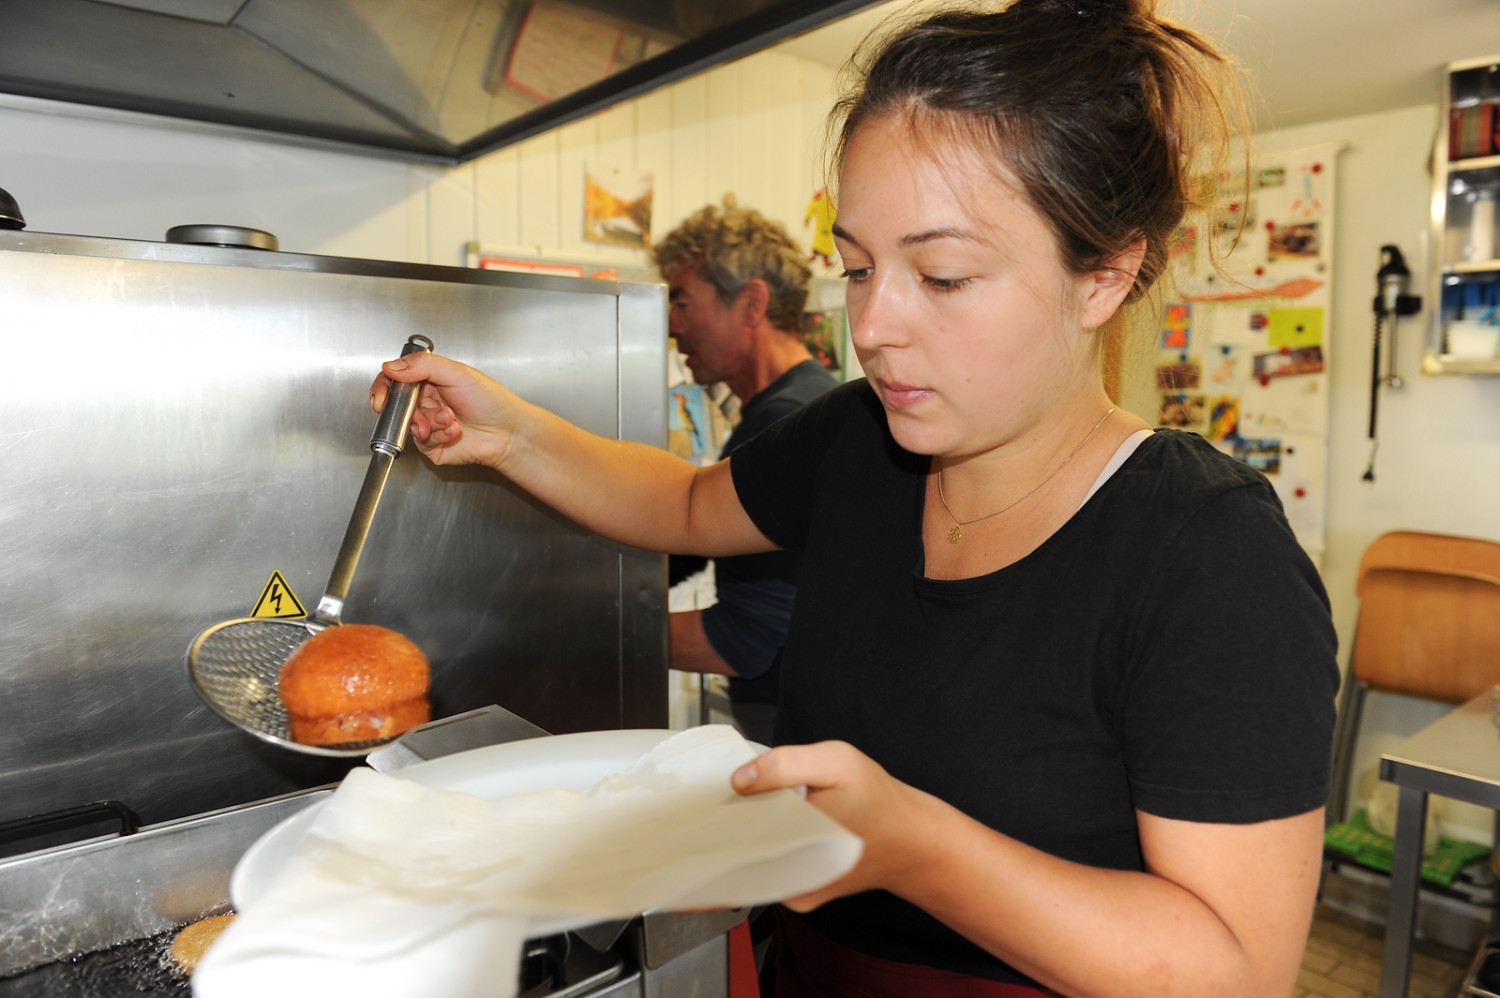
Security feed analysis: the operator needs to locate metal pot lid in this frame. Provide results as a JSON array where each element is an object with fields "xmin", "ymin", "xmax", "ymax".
[{"xmin": 165, "ymin": 224, "xmax": 278, "ymax": 250}]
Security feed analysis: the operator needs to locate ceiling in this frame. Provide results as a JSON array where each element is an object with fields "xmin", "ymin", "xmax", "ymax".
[{"xmin": 777, "ymin": 0, "xmax": 1500, "ymax": 132}]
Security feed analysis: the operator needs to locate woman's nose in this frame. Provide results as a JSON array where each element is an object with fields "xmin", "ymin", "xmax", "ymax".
[{"xmin": 849, "ymin": 276, "xmax": 909, "ymax": 351}]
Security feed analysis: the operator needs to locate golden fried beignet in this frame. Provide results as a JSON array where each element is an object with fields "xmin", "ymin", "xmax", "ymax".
[
  {"xmin": 278, "ymin": 624, "xmax": 431, "ymax": 746},
  {"xmin": 171, "ymin": 912, "xmax": 236, "ymax": 974}
]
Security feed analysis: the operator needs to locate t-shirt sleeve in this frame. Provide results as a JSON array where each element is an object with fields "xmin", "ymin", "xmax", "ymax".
[
  {"xmin": 1119, "ymin": 480, "xmax": 1340, "ymax": 824},
  {"xmin": 701, "ymin": 577, "xmax": 798, "ymax": 679},
  {"xmin": 729, "ymin": 380, "xmax": 866, "ymax": 553}
]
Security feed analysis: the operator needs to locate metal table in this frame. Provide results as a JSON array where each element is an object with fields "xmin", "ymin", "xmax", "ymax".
[{"xmin": 1378, "ymin": 691, "xmax": 1500, "ymax": 997}]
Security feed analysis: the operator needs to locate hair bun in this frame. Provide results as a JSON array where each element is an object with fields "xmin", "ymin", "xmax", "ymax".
[{"xmin": 1027, "ymin": 0, "xmax": 1139, "ymax": 22}]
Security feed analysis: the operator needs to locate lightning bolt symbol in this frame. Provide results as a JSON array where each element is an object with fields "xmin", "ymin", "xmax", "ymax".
[{"xmin": 271, "ymin": 585, "xmax": 283, "ymax": 615}]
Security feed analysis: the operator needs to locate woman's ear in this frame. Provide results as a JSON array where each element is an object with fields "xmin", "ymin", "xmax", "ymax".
[{"xmin": 1080, "ymin": 238, "xmax": 1146, "ymax": 331}]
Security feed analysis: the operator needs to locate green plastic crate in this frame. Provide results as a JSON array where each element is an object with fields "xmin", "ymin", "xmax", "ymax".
[{"xmin": 1325, "ymin": 809, "xmax": 1493, "ymax": 887}]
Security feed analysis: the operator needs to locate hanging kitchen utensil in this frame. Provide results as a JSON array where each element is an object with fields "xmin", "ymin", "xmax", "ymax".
[{"xmin": 188, "ymin": 334, "xmax": 434, "ymax": 757}]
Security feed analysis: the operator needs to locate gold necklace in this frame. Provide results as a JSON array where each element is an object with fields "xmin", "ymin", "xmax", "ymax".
[{"xmin": 936, "ymin": 406, "xmax": 1117, "ymax": 544}]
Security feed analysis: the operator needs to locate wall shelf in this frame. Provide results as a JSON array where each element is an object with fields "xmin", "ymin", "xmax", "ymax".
[
  {"xmin": 1428, "ymin": 57, "xmax": 1500, "ymax": 374},
  {"xmin": 1423, "ymin": 354, "xmax": 1500, "ymax": 375}
]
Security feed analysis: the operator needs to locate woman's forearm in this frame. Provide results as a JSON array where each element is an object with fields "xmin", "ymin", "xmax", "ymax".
[
  {"xmin": 498, "ymin": 395, "xmax": 768, "ymax": 556},
  {"xmin": 885, "ymin": 789, "xmax": 1317, "ymax": 997}
]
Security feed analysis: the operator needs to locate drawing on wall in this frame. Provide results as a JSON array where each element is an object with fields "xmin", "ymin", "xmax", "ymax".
[
  {"xmin": 585, "ymin": 164, "xmax": 653, "ymax": 248},
  {"xmin": 1159, "ymin": 301, "xmax": 1192, "ymax": 350},
  {"xmin": 1207, "ymin": 395, "xmax": 1240, "ymax": 441},
  {"xmin": 1164, "ymin": 143, "xmax": 1340, "ymax": 560}
]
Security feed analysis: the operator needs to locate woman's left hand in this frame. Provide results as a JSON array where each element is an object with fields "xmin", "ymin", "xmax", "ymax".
[{"xmin": 731, "ymin": 741, "xmax": 928, "ymax": 911}]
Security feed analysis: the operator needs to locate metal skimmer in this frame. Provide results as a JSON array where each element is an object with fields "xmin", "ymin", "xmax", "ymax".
[{"xmin": 187, "ymin": 334, "xmax": 433, "ymax": 757}]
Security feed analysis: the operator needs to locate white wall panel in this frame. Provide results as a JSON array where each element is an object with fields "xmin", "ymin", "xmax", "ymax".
[
  {"xmin": 419, "ymin": 161, "xmax": 479, "ymax": 267},
  {"xmin": 633, "ymin": 87, "xmax": 674, "ymax": 254},
  {"xmin": 765, "ymin": 54, "xmax": 810, "ymax": 239},
  {"xmin": 706, "ymin": 65, "xmax": 746, "ymax": 216},
  {"xmin": 666, "ymin": 74, "xmax": 710, "ymax": 232},
  {"xmin": 737, "ymin": 57, "xmax": 774, "ymax": 221},
  {"xmin": 556, "ymin": 117, "xmax": 596, "ymax": 259},
  {"xmin": 515, "ymin": 128, "xmax": 561, "ymax": 251},
  {"xmin": 473, "ymin": 145, "xmax": 521, "ymax": 249}
]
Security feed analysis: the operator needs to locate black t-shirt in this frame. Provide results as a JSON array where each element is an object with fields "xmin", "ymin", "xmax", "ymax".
[
  {"xmin": 696, "ymin": 360, "xmax": 839, "ymax": 705},
  {"xmin": 729, "ymin": 379, "xmax": 1339, "ymax": 984}
]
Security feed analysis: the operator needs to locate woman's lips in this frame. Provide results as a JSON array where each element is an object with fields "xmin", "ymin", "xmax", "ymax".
[{"xmin": 877, "ymin": 380, "xmax": 934, "ymax": 410}]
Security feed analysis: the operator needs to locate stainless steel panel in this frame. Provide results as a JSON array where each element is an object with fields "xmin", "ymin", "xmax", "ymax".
[
  {"xmin": 0, "ymin": 230, "xmax": 668, "ymax": 828},
  {"xmin": 0, "ymin": 790, "xmax": 325, "ymax": 975},
  {"xmin": 618, "ymin": 280, "xmax": 671, "ymax": 728}
]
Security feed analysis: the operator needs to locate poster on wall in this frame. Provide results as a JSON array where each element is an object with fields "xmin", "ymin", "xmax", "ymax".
[
  {"xmin": 585, "ymin": 164, "xmax": 653, "ymax": 249},
  {"xmin": 1164, "ymin": 143, "xmax": 1341, "ymax": 559}
]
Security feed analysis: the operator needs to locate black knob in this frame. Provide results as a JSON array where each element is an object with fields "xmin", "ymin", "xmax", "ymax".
[{"xmin": 0, "ymin": 187, "xmax": 25, "ymax": 231}]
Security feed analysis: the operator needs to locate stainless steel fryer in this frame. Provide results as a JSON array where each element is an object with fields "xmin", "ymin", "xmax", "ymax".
[{"xmin": 0, "ymin": 707, "xmax": 747, "ymax": 997}]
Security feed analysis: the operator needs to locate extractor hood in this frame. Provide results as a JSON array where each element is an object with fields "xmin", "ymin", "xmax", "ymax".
[{"xmin": 0, "ymin": 0, "xmax": 878, "ymax": 165}]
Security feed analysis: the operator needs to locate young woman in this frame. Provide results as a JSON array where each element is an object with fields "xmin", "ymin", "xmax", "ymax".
[{"xmin": 373, "ymin": 2, "xmax": 1338, "ymax": 994}]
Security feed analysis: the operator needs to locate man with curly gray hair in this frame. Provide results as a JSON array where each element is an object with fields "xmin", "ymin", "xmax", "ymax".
[{"xmin": 653, "ymin": 196, "xmax": 839, "ymax": 746}]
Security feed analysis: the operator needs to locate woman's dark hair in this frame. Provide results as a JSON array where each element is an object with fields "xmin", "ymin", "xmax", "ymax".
[{"xmin": 829, "ymin": 0, "xmax": 1245, "ymax": 301}]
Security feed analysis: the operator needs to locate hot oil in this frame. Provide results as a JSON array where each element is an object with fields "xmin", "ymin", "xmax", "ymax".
[{"xmin": 0, "ymin": 929, "xmax": 189, "ymax": 997}]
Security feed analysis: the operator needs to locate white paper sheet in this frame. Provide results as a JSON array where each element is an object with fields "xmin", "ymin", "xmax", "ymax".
[{"xmin": 193, "ymin": 725, "xmax": 860, "ymax": 998}]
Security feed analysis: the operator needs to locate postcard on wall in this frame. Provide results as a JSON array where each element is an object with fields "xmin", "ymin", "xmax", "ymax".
[
  {"xmin": 1158, "ymin": 392, "xmax": 1207, "ymax": 432},
  {"xmin": 1198, "ymin": 304, "xmax": 1269, "ymax": 350},
  {"xmin": 1266, "ymin": 306, "xmax": 1325, "ymax": 349},
  {"xmin": 668, "ymin": 384, "xmax": 711, "ymax": 463},
  {"xmin": 1155, "ymin": 357, "xmax": 1201, "ymax": 390},
  {"xmin": 1232, "ymin": 437, "xmax": 1282, "ymax": 475},
  {"xmin": 1266, "ymin": 220, "xmax": 1320, "ymax": 263},
  {"xmin": 1238, "ymin": 373, "xmax": 1326, "ymax": 436},
  {"xmin": 1252, "ymin": 345, "xmax": 1324, "ymax": 381}
]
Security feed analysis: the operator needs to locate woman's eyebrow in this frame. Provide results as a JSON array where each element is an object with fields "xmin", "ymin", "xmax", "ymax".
[{"xmin": 831, "ymin": 223, "xmax": 990, "ymax": 249}]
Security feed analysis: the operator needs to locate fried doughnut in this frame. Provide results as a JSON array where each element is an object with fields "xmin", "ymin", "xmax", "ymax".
[
  {"xmin": 278, "ymin": 624, "xmax": 431, "ymax": 746},
  {"xmin": 170, "ymin": 912, "xmax": 236, "ymax": 974}
]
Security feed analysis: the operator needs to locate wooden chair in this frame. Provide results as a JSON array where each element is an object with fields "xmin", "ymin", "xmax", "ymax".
[{"xmin": 1328, "ymin": 530, "xmax": 1500, "ymax": 825}]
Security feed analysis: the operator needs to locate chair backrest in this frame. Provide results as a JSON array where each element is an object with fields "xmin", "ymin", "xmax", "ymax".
[{"xmin": 1352, "ymin": 530, "xmax": 1500, "ymax": 703}]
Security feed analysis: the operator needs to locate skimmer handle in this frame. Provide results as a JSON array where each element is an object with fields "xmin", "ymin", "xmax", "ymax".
[
  {"xmin": 371, "ymin": 333, "xmax": 434, "ymax": 456},
  {"xmin": 314, "ymin": 334, "xmax": 434, "ymax": 624}
]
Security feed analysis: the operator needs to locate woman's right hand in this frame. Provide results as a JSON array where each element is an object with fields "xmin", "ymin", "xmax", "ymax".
[{"xmin": 371, "ymin": 352, "xmax": 522, "ymax": 471}]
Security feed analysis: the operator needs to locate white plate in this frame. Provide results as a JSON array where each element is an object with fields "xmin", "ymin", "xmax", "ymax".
[{"xmin": 231, "ymin": 729, "xmax": 750, "ymax": 938}]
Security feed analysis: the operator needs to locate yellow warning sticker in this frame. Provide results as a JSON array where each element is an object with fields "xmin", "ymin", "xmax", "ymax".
[{"xmin": 250, "ymin": 570, "xmax": 308, "ymax": 619}]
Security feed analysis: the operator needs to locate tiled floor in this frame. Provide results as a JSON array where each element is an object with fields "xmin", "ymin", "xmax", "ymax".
[{"xmin": 1298, "ymin": 903, "xmax": 1474, "ymax": 998}]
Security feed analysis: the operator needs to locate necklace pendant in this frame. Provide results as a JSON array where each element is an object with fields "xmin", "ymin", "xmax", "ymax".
[{"xmin": 947, "ymin": 524, "xmax": 963, "ymax": 544}]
